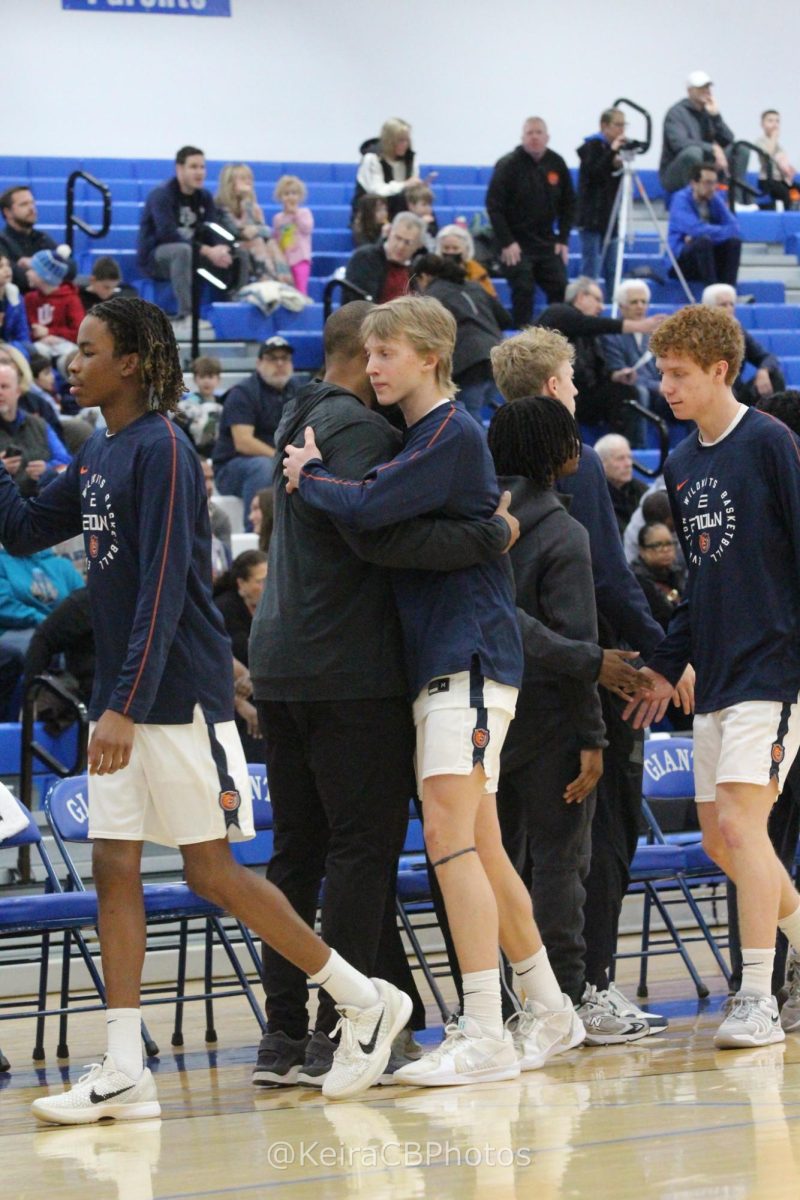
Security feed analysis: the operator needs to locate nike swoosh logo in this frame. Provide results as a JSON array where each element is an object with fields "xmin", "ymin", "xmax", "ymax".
[
  {"xmin": 676, "ymin": 478, "xmax": 689, "ymax": 491},
  {"xmin": 89, "ymin": 1083, "xmax": 134, "ymax": 1104},
  {"xmin": 358, "ymin": 1008, "xmax": 384, "ymax": 1055}
]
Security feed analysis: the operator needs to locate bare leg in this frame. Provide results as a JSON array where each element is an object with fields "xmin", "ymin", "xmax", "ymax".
[
  {"xmin": 474, "ymin": 793, "xmax": 541, "ymax": 962},
  {"xmin": 93, "ymin": 839, "xmax": 146, "ymax": 1008}
]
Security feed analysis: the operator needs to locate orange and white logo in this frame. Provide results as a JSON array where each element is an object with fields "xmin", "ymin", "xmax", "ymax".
[
  {"xmin": 472, "ymin": 728, "xmax": 490, "ymax": 750},
  {"xmin": 219, "ymin": 789, "xmax": 240, "ymax": 812},
  {"xmin": 89, "ymin": 534, "xmax": 99, "ymax": 559},
  {"xmin": 772, "ymin": 743, "xmax": 785, "ymax": 764},
  {"xmin": 699, "ymin": 533, "xmax": 711, "ymax": 554}
]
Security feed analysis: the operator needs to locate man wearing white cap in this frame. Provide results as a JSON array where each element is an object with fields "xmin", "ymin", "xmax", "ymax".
[{"xmin": 660, "ymin": 71, "xmax": 748, "ymax": 195}]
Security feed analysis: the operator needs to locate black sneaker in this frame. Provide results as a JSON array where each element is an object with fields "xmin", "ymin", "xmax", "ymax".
[
  {"xmin": 297, "ymin": 1029, "xmax": 336, "ymax": 1087},
  {"xmin": 252, "ymin": 1030, "xmax": 310, "ymax": 1087}
]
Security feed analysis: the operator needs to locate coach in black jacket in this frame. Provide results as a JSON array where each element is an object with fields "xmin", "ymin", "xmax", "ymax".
[{"xmin": 486, "ymin": 117, "xmax": 575, "ymax": 327}]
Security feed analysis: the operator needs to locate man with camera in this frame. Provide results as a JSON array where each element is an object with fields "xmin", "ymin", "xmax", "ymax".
[{"xmin": 577, "ymin": 109, "xmax": 628, "ymax": 284}]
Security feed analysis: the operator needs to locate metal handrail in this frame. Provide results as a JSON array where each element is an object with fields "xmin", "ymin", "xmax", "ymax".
[
  {"xmin": 323, "ymin": 275, "xmax": 372, "ymax": 323},
  {"xmin": 65, "ymin": 170, "xmax": 112, "ymax": 247},
  {"xmin": 629, "ymin": 401, "xmax": 669, "ymax": 477},
  {"xmin": 727, "ymin": 141, "xmax": 770, "ymax": 209}
]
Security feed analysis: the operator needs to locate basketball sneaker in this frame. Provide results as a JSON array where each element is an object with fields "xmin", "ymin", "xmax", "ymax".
[
  {"xmin": 576, "ymin": 984, "xmax": 650, "ymax": 1045},
  {"xmin": 252, "ymin": 1030, "xmax": 310, "ymax": 1087},
  {"xmin": 506, "ymin": 993, "xmax": 586, "ymax": 1070},
  {"xmin": 714, "ymin": 992, "xmax": 785, "ymax": 1048},
  {"xmin": 31, "ymin": 1055, "xmax": 161, "ymax": 1125},
  {"xmin": 604, "ymin": 982, "xmax": 668, "ymax": 1034},
  {"xmin": 297, "ymin": 1029, "xmax": 336, "ymax": 1087},
  {"xmin": 322, "ymin": 978, "xmax": 412, "ymax": 1100},
  {"xmin": 378, "ymin": 1027, "xmax": 424, "ymax": 1085},
  {"xmin": 392, "ymin": 1015, "xmax": 520, "ymax": 1087},
  {"xmin": 780, "ymin": 949, "xmax": 800, "ymax": 1032}
]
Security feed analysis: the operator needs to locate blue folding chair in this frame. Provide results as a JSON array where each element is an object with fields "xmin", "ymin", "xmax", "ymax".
[{"xmin": 395, "ymin": 812, "xmax": 451, "ymax": 1023}]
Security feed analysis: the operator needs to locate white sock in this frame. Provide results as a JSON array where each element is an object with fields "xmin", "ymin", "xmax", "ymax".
[
  {"xmin": 462, "ymin": 969, "xmax": 503, "ymax": 1039},
  {"xmin": 512, "ymin": 947, "xmax": 564, "ymax": 1011},
  {"xmin": 106, "ymin": 1008, "xmax": 143, "ymax": 1079},
  {"xmin": 740, "ymin": 948, "xmax": 775, "ymax": 999},
  {"xmin": 309, "ymin": 949, "xmax": 380, "ymax": 1011},
  {"xmin": 778, "ymin": 903, "xmax": 800, "ymax": 951}
]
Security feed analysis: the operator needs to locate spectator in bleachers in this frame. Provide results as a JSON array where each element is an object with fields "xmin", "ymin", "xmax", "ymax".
[
  {"xmin": 0, "ymin": 254, "xmax": 31, "ymax": 353},
  {"xmin": 412, "ymin": 253, "xmax": 511, "ymax": 423},
  {"xmin": 213, "ymin": 549, "xmax": 268, "ymax": 761},
  {"xmin": 212, "ymin": 336, "xmax": 296, "ymax": 527},
  {"xmin": 352, "ymin": 195, "xmax": 390, "ymax": 247},
  {"xmin": 0, "ymin": 186, "xmax": 77, "ymax": 293},
  {"xmin": 756, "ymin": 111, "xmax": 799, "ymax": 210},
  {"xmin": 199, "ymin": 458, "xmax": 232, "ymax": 579},
  {"xmin": 404, "ymin": 183, "xmax": 438, "ymax": 250},
  {"xmin": 22, "ymin": 585, "xmax": 95, "ymax": 728},
  {"xmin": 272, "ymin": 176, "xmax": 314, "ymax": 296},
  {"xmin": 20, "ymin": 350, "xmax": 93, "ymax": 453},
  {"xmin": 137, "ymin": 145, "xmax": 248, "ymax": 336},
  {"xmin": 344, "ymin": 212, "xmax": 425, "ymax": 304},
  {"xmin": 216, "ymin": 164, "xmax": 292, "ymax": 284},
  {"xmin": 602, "ymin": 279, "xmax": 667, "ymax": 420},
  {"xmin": 351, "ymin": 118, "xmax": 423, "ymax": 221},
  {"xmin": 632, "ymin": 522, "xmax": 683, "ymax": 632},
  {"xmin": 537, "ymin": 276, "xmax": 662, "ymax": 443},
  {"xmin": 486, "ymin": 117, "xmax": 575, "ymax": 327},
  {"xmin": 249, "ymin": 487, "xmax": 274, "ymax": 554},
  {"xmin": 0, "ymin": 542, "xmax": 84, "ymax": 656},
  {"xmin": 24, "ymin": 248, "xmax": 84, "ymax": 365},
  {"xmin": 701, "ymin": 283, "xmax": 785, "ymax": 403},
  {"xmin": 577, "ymin": 108, "xmax": 627, "ymax": 284},
  {"xmin": 435, "ymin": 225, "xmax": 498, "ymax": 298},
  {"xmin": 0, "ymin": 362, "xmax": 70, "ymax": 496},
  {"xmin": 623, "ymin": 485, "xmax": 673, "ymax": 565},
  {"xmin": 667, "ymin": 163, "xmax": 742, "ymax": 288},
  {"xmin": 659, "ymin": 70, "xmax": 748, "ymax": 195},
  {"xmin": 77, "ymin": 256, "xmax": 136, "ymax": 312},
  {"xmin": 594, "ymin": 433, "xmax": 648, "ymax": 538},
  {"xmin": 177, "ymin": 355, "xmax": 223, "ymax": 454}
]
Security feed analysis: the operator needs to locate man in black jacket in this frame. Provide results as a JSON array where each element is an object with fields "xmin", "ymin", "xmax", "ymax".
[
  {"xmin": 0, "ymin": 186, "xmax": 77, "ymax": 293},
  {"xmin": 577, "ymin": 109, "xmax": 627, "ymax": 284},
  {"xmin": 343, "ymin": 213, "xmax": 425, "ymax": 304},
  {"xmin": 486, "ymin": 118, "xmax": 575, "ymax": 327},
  {"xmin": 659, "ymin": 71, "xmax": 748, "ymax": 195}
]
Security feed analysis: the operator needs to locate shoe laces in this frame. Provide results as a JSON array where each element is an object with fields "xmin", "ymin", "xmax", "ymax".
[
  {"xmin": 727, "ymin": 994, "xmax": 762, "ymax": 1020},
  {"xmin": 76, "ymin": 1062, "xmax": 105, "ymax": 1085}
]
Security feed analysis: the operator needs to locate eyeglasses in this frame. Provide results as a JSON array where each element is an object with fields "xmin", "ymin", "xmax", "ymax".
[{"xmin": 643, "ymin": 541, "xmax": 674, "ymax": 551}]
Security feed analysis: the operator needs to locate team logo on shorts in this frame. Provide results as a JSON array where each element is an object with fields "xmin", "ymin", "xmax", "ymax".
[
  {"xmin": 772, "ymin": 742, "xmax": 785, "ymax": 764},
  {"xmin": 698, "ymin": 533, "xmax": 711, "ymax": 554},
  {"xmin": 472, "ymin": 727, "xmax": 490, "ymax": 751},
  {"xmin": 219, "ymin": 789, "xmax": 241, "ymax": 813},
  {"xmin": 89, "ymin": 534, "xmax": 99, "ymax": 559}
]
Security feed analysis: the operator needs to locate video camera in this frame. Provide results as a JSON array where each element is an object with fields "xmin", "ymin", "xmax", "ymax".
[{"xmin": 614, "ymin": 98, "xmax": 652, "ymax": 156}]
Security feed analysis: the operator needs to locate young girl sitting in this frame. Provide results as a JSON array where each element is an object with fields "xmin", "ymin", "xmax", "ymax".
[{"xmin": 272, "ymin": 175, "xmax": 314, "ymax": 295}]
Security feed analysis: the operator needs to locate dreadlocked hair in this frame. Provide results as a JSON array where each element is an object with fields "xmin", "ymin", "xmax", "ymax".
[
  {"xmin": 90, "ymin": 296, "xmax": 186, "ymax": 412},
  {"xmin": 488, "ymin": 396, "xmax": 582, "ymax": 493}
]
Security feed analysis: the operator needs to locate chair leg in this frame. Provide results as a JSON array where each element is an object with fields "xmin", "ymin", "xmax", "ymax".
[
  {"xmin": 33, "ymin": 930, "xmax": 50, "ymax": 1061},
  {"xmin": 57, "ymin": 928, "xmax": 73, "ymax": 1058},
  {"xmin": 650, "ymin": 887, "xmax": 710, "ymax": 998},
  {"xmin": 637, "ymin": 888, "xmax": 654, "ymax": 998},
  {"xmin": 212, "ymin": 917, "xmax": 267, "ymax": 1032},
  {"xmin": 204, "ymin": 920, "xmax": 217, "ymax": 1042},
  {"xmin": 677, "ymin": 875, "xmax": 732, "ymax": 985},
  {"xmin": 172, "ymin": 918, "xmax": 189, "ymax": 1047},
  {"xmin": 0, "ymin": 1047, "xmax": 9, "ymax": 1072},
  {"xmin": 395, "ymin": 898, "xmax": 450, "ymax": 1023}
]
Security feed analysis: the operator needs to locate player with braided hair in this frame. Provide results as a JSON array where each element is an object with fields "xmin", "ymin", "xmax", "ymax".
[{"xmin": 0, "ymin": 298, "xmax": 412, "ymax": 1124}]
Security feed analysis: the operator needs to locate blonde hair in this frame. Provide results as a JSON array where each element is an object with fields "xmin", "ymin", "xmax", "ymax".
[
  {"xmin": 273, "ymin": 174, "xmax": 307, "ymax": 203},
  {"xmin": 0, "ymin": 342, "xmax": 33, "ymax": 392},
  {"xmin": 378, "ymin": 118, "xmax": 412, "ymax": 160},
  {"xmin": 215, "ymin": 163, "xmax": 263, "ymax": 221},
  {"xmin": 650, "ymin": 305, "xmax": 744, "ymax": 385},
  {"xmin": 491, "ymin": 328, "xmax": 575, "ymax": 401},
  {"xmin": 361, "ymin": 296, "xmax": 457, "ymax": 396}
]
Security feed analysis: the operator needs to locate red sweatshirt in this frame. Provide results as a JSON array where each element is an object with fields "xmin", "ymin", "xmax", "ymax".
[{"xmin": 24, "ymin": 283, "xmax": 85, "ymax": 343}]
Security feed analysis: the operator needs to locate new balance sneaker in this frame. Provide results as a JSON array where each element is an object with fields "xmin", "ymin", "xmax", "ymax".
[
  {"xmin": 392, "ymin": 1016, "xmax": 520, "ymax": 1087},
  {"xmin": 297, "ymin": 1029, "xmax": 337, "ymax": 1088},
  {"xmin": 378, "ymin": 1027, "xmax": 424, "ymax": 1085},
  {"xmin": 714, "ymin": 992, "xmax": 785, "ymax": 1049},
  {"xmin": 780, "ymin": 949, "xmax": 800, "ymax": 1032},
  {"xmin": 605, "ymin": 982, "xmax": 668, "ymax": 1034},
  {"xmin": 322, "ymin": 978, "xmax": 412, "ymax": 1100},
  {"xmin": 252, "ymin": 1030, "xmax": 310, "ymax": 1087},
  {"xmin": 576, "ymin": 985, "xmax": 650, "ymax": 1045},
  {"xmin": 31, "ymin": 1056, "xmax": 161, "ymax": 1126},
  {"xmin": 506, "ymin": 993, "xmax": 586, "ymax": 1071}
]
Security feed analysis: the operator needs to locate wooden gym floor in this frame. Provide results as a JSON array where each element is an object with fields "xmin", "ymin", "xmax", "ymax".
[{"xmin": 3, "ymin": 942, "xmax": 800, "ymax": 1200}]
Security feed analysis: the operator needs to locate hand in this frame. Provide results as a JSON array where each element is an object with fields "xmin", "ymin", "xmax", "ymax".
[
  {"xmin": 88, "ymin": 710, "xmax": 135, "ymax": 776},
  {"xmin": 235, "ymin": 695, "xmax": 261, "ymax": 739},
  {"xmin": 622, "ymin": 668, "xmax": 675, "ymax": 729},
  {"xmin": 493, "ymin": 490, "xmax": 520, "ymax": 552},
  {"xmin": 638, "ymin": 314, "xmax": 666, "ymax": 334},
  {"xmin": 424, "ymin": 172, "xmax": 439, "ymax": 184},
  {"xmin": 611, "ymin": 367, "xmax": 637, "ymax": 385},
  {"xmin": 672, "ymin": 663, "xmax": 695, "ymax": 715},
  {"xmin": 241, "ymin": 224, "xmax": 260, "ymax": 240},
  {"xmin": 564, "ymin": 747, "xmax": 603, "ymax": 804},
  {"xmin": 17, "ymin": 256, "xmax": 31, "ymax": 269},
  {"xmin": 24, "ymin": 459, "xmax": 48, "ymax": 480},
  {"xmin": 0, "ymin": 451, "xmax": 22, "ymax": 476},
  {"xmin": 501, "ymin": 242, "xmax": 522, "ymax": 267},
  {"xmin": 31, "ymin": 323, "xmax": 49, "ymax": 339},
  {"xmin": 597, "ymin": 649, "xmax": 652, "ymax": 699},
  {"xmin": 554, "ymin": 242, "xmax": 569, "ymax": 266},
  {"xmin": 283, "ymin": 425, "xmax": 321, "ymax": 493},
  {"xmin": 754, "ymin": 367, "xmax": 773, "ymax": 397},
  {"xmin": 234, "ymin": 668, "xmax": 253, "ymax": 698},
  {"xmin": 203, "ymin": 244, "xmax": 233, "ymax": 269},
  {"xmin": 704, "ymin": 95, "xmax": 720, "ymax": 116},
  {"xmin": 712, "ymin": 143, "xmax": 728, "ymax": 173},
  {"xmin": 403, "ymin": 176, "xmax": 423, "ymax": 189}
]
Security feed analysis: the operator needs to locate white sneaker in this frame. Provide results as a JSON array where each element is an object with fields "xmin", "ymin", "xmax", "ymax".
[
  {"xmin": 392, "ymin": 1016, "xmax": 520, "ymax": 1087},
  {"xmin": 714, "ymin": 992, "xmax": 785, "ymax": 1049},
  {"xmin": 605, "ymin": 982, "xmax": 668, "ymax": 1034},
  {"xmin": 506, "ymin": 994, "xmax": 586, "ymax": 1070},
  {"xmin": 31, "ymin": 1055, "xmax": 161, "ymax": 1125},
  {"xmin": 321, "ymin": 978, "xmax": 412, "ymax": 1100}
]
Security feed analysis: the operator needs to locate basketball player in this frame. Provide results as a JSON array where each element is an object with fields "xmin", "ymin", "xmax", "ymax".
[
  {"xmin": 625, "ymin": 305, "xmax": 800, "ymax": 1048},
  {"xmin": 0, "ymin": 297, "xmax": 410, "ymax": 1124}
]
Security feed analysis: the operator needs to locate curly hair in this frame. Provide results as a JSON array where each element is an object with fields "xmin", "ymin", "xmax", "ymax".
[
  {"xmin": 488, "ymin": 395, "xmax": 581, "ymax": 492},
  {"xmin": 90, "ymin": 296, "xmax": 186, "ymax": 412},
  {"xmin": 649, "ymin": 305, "xmax": 744, "ymax": 385}
]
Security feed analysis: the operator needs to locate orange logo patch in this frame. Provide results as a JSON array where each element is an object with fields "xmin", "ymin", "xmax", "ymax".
[
  {"xmin": 547, "ymin": 171, "xmax": 560, "ymax": 186},
  {"xmin": 772, "ymin": 743, "xmax": 785, "ymax": 764},
  {"xmin": 472, "ymin": 728, "xmax": 490, "ymax": 750},
  {"xmin": 699, "ymin": 533, "xmax": 710, "ymax": 554},
  {"xmin": 89, "ymin": 534, "xmax": 99, "ymax": 559},
  {"xmin": 219, "ymin": 789, "xmax": 241, "ymax": 812}
]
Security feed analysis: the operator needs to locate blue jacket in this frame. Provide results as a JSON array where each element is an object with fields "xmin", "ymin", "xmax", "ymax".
[
  {"xmin": 0, "ymin": 547, "xmax": 83, "ymax": 631},
  {"xmin": 667, "ymin": 186, "xmax": 741, "ymax": 259},
  {"xmin": 0, "ymin": 286, "xmax": 31, "ymax": 353}
]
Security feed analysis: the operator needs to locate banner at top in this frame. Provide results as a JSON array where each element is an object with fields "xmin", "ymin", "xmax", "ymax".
[{"xmin": 62, "ymin": 0, "xmax": 231, "ymax": 15}]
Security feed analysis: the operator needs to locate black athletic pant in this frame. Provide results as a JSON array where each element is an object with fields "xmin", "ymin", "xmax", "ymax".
[
  {"xmin": 257, "ymin": 697, "xmax": 426, "ymax": 1038},
  {"xmin": 505, "ymin": 247, "xmax": 568, "ymax": 327},
  {"xmin": 676, "ymin": 236, "xmax": 742, "ymax": 287}
]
